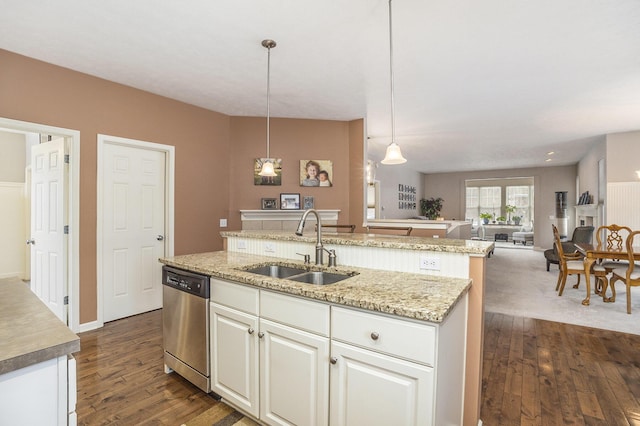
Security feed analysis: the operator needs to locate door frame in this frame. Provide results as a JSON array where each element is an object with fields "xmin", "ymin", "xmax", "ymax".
[
  {"xmin": 96, "ymin": 134, "xmax": 175, "ymax": 328},
  {"xmin": 0, "ymin": 117, "xmax": 80, "ymax": 331}
]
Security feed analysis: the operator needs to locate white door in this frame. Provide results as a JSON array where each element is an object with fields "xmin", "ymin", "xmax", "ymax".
[
  {"xmin": 260, "ymin": 319, "xmax": 329, "ymax": 426},
  {"xmin": 101, "ymin": 140, "xmax": 166, "ymax": 322},
  {"xmin": 30, "ymin": 138, "xmax": 67, "ymax": 321}
]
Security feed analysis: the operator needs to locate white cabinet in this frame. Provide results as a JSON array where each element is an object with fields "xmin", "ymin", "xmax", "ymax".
[
  {"xmin": 210, "ymin": 301, "xmax": 260, "ymax": 417},
  {"xmin": 210, "ymin": 277, "xmax": 467, "ymax": 426},
  {"xmin": 0, "ymin": 354, "xmax": 75, "ymax": 426},
  {"xmin": 330, "ymin": 340, "xmax": 433, "ymax": 425},
  {"xmin": 330, "ymin": 300, "xmax": 467, "ymax": 426},
  {"xmin": 210, "ymin": 278, "xmax": 330, "ymax": 426}
]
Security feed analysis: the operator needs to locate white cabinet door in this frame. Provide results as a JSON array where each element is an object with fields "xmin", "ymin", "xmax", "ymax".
[
  {"xmin": 210, "ymin": 302, "xmax": 259, "ymax": 418},
  {"xmin": 259, "ymin": 319, "xmax": 329, "ymax": 426},
  {"xmin": 330, "ymin": 341, "xmax": 434, "ymax": 426}
]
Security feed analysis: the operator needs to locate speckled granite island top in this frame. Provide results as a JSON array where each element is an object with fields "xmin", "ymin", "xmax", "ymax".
[
  {"xmin": 160, "ymin": 251, "xmax": 471, "ymax": 323},
  {"xmin": 221, "ymin": 230, "xmax": 494, "ymax": 255},
  {"xmin": 0, "ymin": 277, "xmax": 80, "ymax": 375}
]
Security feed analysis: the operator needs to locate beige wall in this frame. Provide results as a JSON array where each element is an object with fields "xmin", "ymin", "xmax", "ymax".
[
  {"xmin": 606, "ymin": 130, "xmax": 640, "ymax": 183},
  {"xmin": 0, "ymin": 131, "xmax": 26, "ymax": 182},
  {"xmin": 0, "ymin": 49, "xmax": 365, "ymax": 325},
  {"xmin": 0, "ymin": 49, "xmax": 230, "ymax": 324},
  {"xmin": 228, "ymin": 117, "xmax": 354, "ymax": 229},
  {"xmin": 423, "ymin": 165, "xmax": 578, "ymax": 249}
]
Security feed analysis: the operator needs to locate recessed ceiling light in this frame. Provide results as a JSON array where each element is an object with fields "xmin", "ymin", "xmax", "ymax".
[
  {"xmin": 547, "ymin": 151, "xmax": 555, "ymax": 155},
  {"xmin": 545, "ymin": 158, "xmax": 552, "ymax": 162}
]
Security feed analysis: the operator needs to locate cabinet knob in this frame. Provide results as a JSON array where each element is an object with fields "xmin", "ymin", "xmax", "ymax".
[
  {"xmin": 370, "ymin": 332, "xmax": 380, "ymax": 341},
  {"xmin": 248, "ymin": 328, "xmax": 254, "ymax": 335},
  {"xmin": 258, "ymin": 332, "xmax": 265, "ymax": 339},
  {"xmin": 330, "ymin": 357, "xmax": 338, "ymax": 365}
]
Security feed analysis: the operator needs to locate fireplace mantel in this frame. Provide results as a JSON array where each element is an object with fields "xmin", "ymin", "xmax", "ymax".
[{"xmin": 575, "ymin": 204, "xmax": 602, "ymax": 229}]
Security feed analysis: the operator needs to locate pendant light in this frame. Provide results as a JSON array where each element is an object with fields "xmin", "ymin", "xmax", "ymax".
[
  {"xmin": 380, "ymin": 0, "xmax": 407, "ymax": 165},
  {"xmin": 258, "ymin": 39, "xmax": 278, "ymax": 177}
]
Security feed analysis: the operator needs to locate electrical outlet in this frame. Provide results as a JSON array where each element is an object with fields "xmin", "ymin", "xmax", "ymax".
[
  {"xmin": 264, "ymin": 242, "xmax": 276, "ymax": 253},
  {"xmin": 237, "ymin": 240, "xmax": 247, "ymax": 250},
  {"xmin": 419, "ymin": 255, "xmax": 441, "ymax": 270},
  {"xmin": 219, "ymin": 218, "xmax": 227, "ymax": 227}
]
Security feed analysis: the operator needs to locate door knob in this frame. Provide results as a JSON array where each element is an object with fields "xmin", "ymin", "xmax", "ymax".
[
  {"xmin": 26, "ymin": 239, "xmax": 35, "ymax": 245},
  {"xmin": 157, "ymin": 235, "xmax": 164, "ymax": 241}
]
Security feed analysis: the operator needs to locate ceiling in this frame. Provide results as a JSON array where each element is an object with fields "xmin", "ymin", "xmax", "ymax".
[{"xmin": 2, "ymin": 0, "xmax": 640, "ymax": 173}]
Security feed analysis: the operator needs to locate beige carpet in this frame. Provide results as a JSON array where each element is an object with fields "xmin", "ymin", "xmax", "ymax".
[
  {"xmin": 182, "ymin": 402, "xmax": 255, "ymax": 426},
  {"xmin": 485, "ymin": 244, "xmax": 640, "ymax": 335}
]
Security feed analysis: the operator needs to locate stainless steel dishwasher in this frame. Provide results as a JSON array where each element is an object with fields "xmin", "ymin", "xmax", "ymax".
[{"xmin": 162, "ymin": 265, "xmax": 211, "ymax": 393}]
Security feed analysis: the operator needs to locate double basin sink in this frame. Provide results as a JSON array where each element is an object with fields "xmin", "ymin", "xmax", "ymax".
[{"xmin": 241, "ymin": 263, "xmax": 357, "ymax": 285}]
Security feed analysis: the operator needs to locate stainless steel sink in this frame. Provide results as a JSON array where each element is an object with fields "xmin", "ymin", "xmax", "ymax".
[
  {"xmin": 288, "ymin": 271, "xmax": 353, "ymax": 285},
  {"xmin": 244, "ymin": 264, "xmax": 307, "ymax": 278}
]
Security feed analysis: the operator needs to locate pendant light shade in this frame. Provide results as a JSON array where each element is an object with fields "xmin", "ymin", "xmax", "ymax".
[
  {"xmin": 380, "ymin": 0, "xmax": 407, "ymax": 165},
  {"xmin": 258, "ymin": 39, "xmax": 278, "ymax": 177}
]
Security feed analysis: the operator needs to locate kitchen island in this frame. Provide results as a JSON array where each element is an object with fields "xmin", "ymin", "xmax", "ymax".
[
  {"xmin": 0, "ymin": 277, "xmax": 80, "ymax": 425},
  {"xmin": 161, "ymin": 230, "xmax": 493, "ymax": 425}
]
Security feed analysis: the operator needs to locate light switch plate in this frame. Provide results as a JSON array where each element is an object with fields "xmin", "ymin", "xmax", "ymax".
[{"xmin": 220, "ymin": 218, "xmax": 227, "ymax": 227}]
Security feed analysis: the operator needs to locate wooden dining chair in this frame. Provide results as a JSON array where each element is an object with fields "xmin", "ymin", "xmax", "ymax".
[
  {"xmin": 366, "ymin": 225, "xmax": 413, "ymax": 236},
  {"xmin": 552, "ymin": 224, "xmax": 587, "ymax": 296},
  {"xmin": 594, "ymin": 224, "xmax": 632, "ymax": 295},
  {"xmin": 609, "ymin": 230, "xmax": 640, "ymax": 314},
  {"xmin": 315, "ymin": 224, "xmax": 356, "ymax": 233}
]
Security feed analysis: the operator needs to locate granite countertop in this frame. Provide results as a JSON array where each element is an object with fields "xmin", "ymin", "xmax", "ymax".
[
  {"xmin": 160, "ymin": 251, "xmax": 471, "ymax": 323},
  {"xmin": 221, "ymin": 230, "xmax": 494, "ymax": 256},
  {"xmin": 0, "ymin": 277, "xmax": 80, "ymax": 375}
]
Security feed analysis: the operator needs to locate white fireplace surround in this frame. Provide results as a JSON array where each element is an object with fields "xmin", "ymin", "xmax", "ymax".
[
  {"xmin": 575, "ymin": 203, "xmax": 603, "ymax": 230},
  {"xmin": 240, "ymin": 209, "xmax": 341, "ymax": 231}
]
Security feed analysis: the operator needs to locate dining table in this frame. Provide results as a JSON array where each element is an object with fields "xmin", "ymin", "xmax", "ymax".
[{"xmin": 574, "ymin": 242, "xmax": 638, "ymax": 306}]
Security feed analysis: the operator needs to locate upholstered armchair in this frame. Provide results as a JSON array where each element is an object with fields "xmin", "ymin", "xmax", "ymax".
[{"xmin": 544, "ymin": 226, "xmax": 594, "ymax": 271}]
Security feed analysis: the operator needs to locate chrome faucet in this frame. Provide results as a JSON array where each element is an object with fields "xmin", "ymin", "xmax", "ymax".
[{"xmin": 295, "ymin": 209, "xmax": 324, "ymax": 265}]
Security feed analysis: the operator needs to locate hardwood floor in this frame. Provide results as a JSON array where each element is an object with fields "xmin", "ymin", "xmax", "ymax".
[
  {"xmin": 76, "ymin": 309, "xmax": 219, "ymax": 425},
  {"xmin": 482, "ymin": 312, "xmax": 640, "ymax": 425},
  {"xmin": 76, "ymin": 308, "xmax": 640, "ymax": 425}
]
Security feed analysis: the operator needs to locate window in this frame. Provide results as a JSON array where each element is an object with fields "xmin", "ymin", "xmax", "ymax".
[{"xmin": 465, "ymin": 177, "xmax": 534, "ymax": 226}]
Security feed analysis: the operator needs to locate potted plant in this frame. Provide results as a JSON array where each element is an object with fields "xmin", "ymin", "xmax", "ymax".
[
  {"xmin": 420, "ymin": 197, "xmax": 444, "ymax": 220},
  {"xmin": 479, "ymin": 212, "xmax": 493, "ymax": 225},
  {"xmin": 505, "ymin": 205, "xmax": 516, "ymax": 223},
  {"xmin": 496, "ymin": 216, "xmax": 507, "ymax": 224},
  {"xmin": 513, "ymin": 215, "xmax": 522, "ymax": 226}
]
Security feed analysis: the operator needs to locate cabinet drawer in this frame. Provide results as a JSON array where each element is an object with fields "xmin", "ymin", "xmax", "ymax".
[
  {"xmin": 211, "ymin": 278, "xmax": 259, "ymax": 315},
  {"xmin": 261, "ymin": 290, "xmax": 330, "ymax": 337},
  {"xmin": 331, "ymin": 307, "xmax": 436, "ymax": 366}
]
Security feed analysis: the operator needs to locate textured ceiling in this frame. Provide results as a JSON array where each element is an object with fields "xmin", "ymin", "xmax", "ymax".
[{"xmin": 2, "ymin": 0, "xmax": 640, "ymax": 173}]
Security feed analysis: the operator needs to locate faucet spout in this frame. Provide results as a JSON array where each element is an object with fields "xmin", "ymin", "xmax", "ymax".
[{"xmin": 295, "ymin": 209, "xmax": 324, "ymax": 265}]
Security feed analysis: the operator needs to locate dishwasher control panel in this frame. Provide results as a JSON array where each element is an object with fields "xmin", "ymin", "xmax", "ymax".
[{"xmin": 162, "ymin": 266, "xmax": 210, "ymax": 298}]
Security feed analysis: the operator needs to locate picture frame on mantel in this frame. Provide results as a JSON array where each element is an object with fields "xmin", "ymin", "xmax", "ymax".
[
  {"xmin": 261, "ymin": 198, "xmax": 278, "ymax": 210},
  {"xmin": 303, "ymin": 196, "xmax": 314, "ymax": 209},
  {"xmin": 280, "ymin": 193, "xmax": 300, "ymax": 210}
]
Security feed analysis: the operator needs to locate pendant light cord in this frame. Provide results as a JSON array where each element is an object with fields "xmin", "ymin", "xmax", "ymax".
[
  {"xmin": 388, "ymin": 0, "xmax": 396, "ymax": 145},
  {"xmin": 266, "ymin": 43, "xmax": 271, "ymax": 158}
]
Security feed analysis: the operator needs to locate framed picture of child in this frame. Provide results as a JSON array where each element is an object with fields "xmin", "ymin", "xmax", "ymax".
[{"xmin": 299, "ymin": 160, "xmax": 333, "ymax": 187}]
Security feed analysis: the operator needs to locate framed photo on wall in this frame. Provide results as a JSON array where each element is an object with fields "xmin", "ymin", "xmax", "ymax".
[
  {"xmin": 261, "ymin": 198, "xmax": 278, "ymax": 210},
  {"xmin": 303, "ymin": 196, "xmax": 314, "ymax": 209},
  {"xmin": 300, "ymin": 160, "xmax": 333, "ymax": 187},
  {"xmin": 254, "ymin": 158, "xmax": 282, "ymax": 186},
  {"xmin": 280, "ymin": 193, "xmax": 300, "ymax": 210}
]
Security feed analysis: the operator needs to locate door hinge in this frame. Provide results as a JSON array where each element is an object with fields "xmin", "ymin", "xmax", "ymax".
[
  {"xmin": 64, "ymin": 154, "xmax": 70, "ymax": 164},
  {"xmin": 64, "ymin": 296, "xmax": 69, "ymax": 305},
  {"xmin": 64, "ymin": 225, "xmax": 69, "ymax": 234}
]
